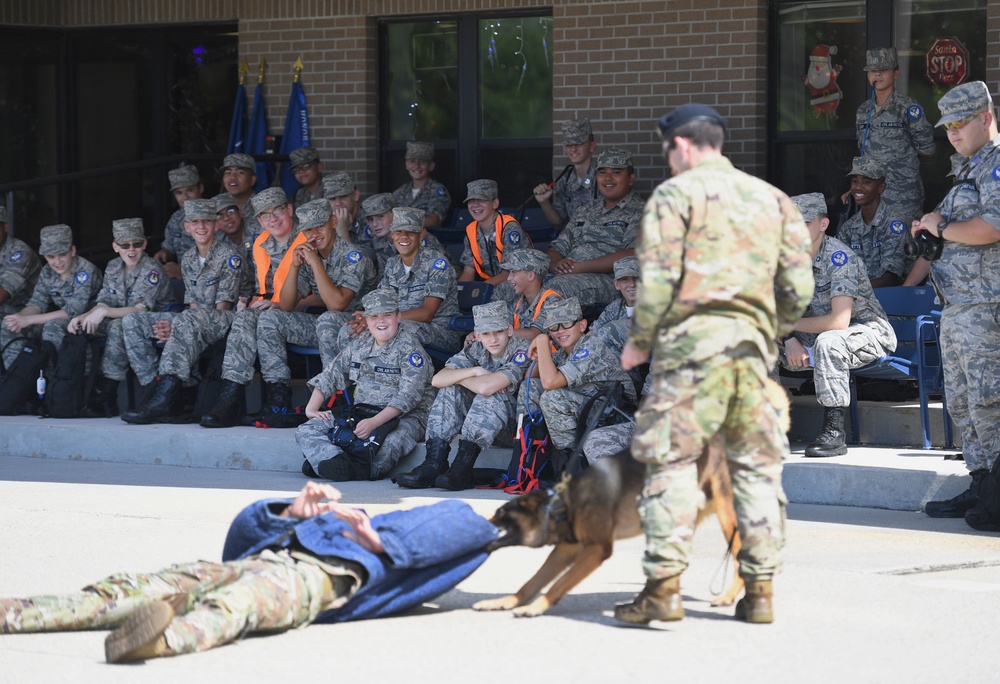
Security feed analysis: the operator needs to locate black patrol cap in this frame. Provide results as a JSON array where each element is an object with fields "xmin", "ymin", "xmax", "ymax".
[{"xmin": 657, "ymin": 104, "xmax": 727, "ymax": 141}]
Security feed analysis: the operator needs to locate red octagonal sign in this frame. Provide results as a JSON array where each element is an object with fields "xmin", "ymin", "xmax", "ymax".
[{"xmin": 926, "ymin": 36, "xmax": 969, "ymax": 86}]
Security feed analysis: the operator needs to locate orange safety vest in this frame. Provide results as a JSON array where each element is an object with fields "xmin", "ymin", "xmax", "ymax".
[
  {"xmin": 253, "ymin": 231, "xmax": 307, "ymax": 302},
  {"xmin": 465, "ymin": 213, "xmax": 530, "ymax": 280},
  {"xmin": 513, "ymin": 288, "xmax": 562, "ymax": 329}
]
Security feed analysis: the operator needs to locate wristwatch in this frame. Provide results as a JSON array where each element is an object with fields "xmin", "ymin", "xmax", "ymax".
[{"xmin": 937, "ymin": 220, "xmax": 949, "ymax": 238}]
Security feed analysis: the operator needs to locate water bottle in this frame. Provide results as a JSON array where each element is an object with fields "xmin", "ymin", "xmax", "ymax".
[{"xmin": 36, "ymin": 370, "xmax": 46, "ymax": 400}]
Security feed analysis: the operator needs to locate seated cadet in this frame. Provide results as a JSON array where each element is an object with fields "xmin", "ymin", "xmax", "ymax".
[
  {"xmin": 289, "ymin": 146, "xmax": 325, "ymax": 208},
  {"xmin": 296, "ymin": 288, "xmax": 435, "ymax": 482},
  {"xmin": 545, "ymin": 148, "xmax": 644, "ymax": 312},
  {"xmin": 121, "ymin": 199, "xmax": 241, "ymax": 424},
  {"xmin": 201, "ymin": 199, "xmax": 377, "ymax": 427},
  {"xmin": 498, "ymin": 248, "xmax": 562, "ymax": 342},
  {"xmin": 0, "ymin": 204, "xmax": 41, "ymax": 369},
  {"xmin": 322, "ymin": 172, "xmax": 370, "ymax": 251},
  {"xmin": 219, "ymin": 153, "xmax": 261, "ymax": 237},
  {"xmin": 533, "ymin": 117, "xmax": 598, "ymax": 231},
  {"xmin": 582, "ymin": 374, "xmax": 651, "ymax": 465},
  {"xmin": 521, "ymin": 296, "xmax": 636, "ymax": 469},
  {"xmin": 317, "ymin": 207, "xmax": 461, "ymax": 367},
  {"xmin": 391, "ymin": 141, "xmax": 452, "ymax": 228},
  {"xmin": 781, "ymin": 193, "xmax": 897, "ymax": 457},
  {"xmin": 590, "ymin": 254, "xmax": 639, "ymax": 350},
  {"xmin": 213, "ymin": 192, "xmax": 255, "ymax": 301},
  {"xmin": 154, "ymin": 165, "xmax": 202, "ymax": 279},
  {"xmin": 837, "ymin": 156, "xmax": 909, "ymax": 287},
  {"xmin": 2, "ymin": 224, "xmax": 102, "ymax": 366},
  {"xmin": 458, "ymin": 179, "xmax": 527, "ymax": 305},
  {"xmin": 360, "ymin": 193, "xmax": 448, "ymax": 279},
  {"xmin": 67, "ymin": 218, "xmax": 172, "ymax": 418},
  {"xmin": 396, "ymin": 300, "xmax": 531, "ymax": 491}
]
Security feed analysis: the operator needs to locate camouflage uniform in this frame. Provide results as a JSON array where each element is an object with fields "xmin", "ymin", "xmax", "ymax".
[
  {"xmin": 0, "ymin": 232, "xmax": 41, "ymax": 367},
  {"xmin": 552, "ymin": 118, "xmax": 597, "ymax": 224},
  {"xmin": 290, "ymin": 146, "xmax": 324, "ymax": 209},
  {"xmin": 391, "ymin": 141, "xmax": 452, "ymax": 225},
  {"xmin": 628, "ymin": 149, "xmax": 814, "ymax": 582},
  {"xmin": 296, "ymin": 326, "xmax": 435, "ymax": 479},
  {"xmin": 19, "ymin": 254, "xmax": 102, "ymax": 348},
  {"xmin": 459, "ymin": 179, "xmax": 527, "ymax": 304},
  {"xmin": 837, "ymin": 198, "xmax": 910, "ymax": 281},
  {"xmin": 161, "ymin": 208, "xmax": 195, "ymax": 261},
  {"xmin": 368, "ymin": 230, "xmax": 449, "ymax": 279},
  {"xmin": 781, "ymin": 236, "xmax": 896, "ymax": 408},
  {"xmin": 590, "ymin": 298, "xmax": 632, "ymax": 349}
]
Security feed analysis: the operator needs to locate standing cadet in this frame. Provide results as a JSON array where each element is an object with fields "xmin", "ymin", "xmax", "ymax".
[
  {"xmin": 615, "ymin": 104, "xmax": 813, "ymax": 625},
  {"xmin": 67, "ymin": 218, "xmax": 172, "ymax": 417},
  {"xmin": 533, "ymin": 118, "xmax": 598, "ymax": 231},
  {"xmin": 909, "ymin": 82, "xmax": 1000, "ymax": 529},
  {"xmin": 0, "ymin": 205, "xmax": 41, "ymax": 368},
  {"xmin": 154, "ymin": 165, "xmax": 203, "ymax": 278},
  {"xmin": 289, "ymin": 146, "xmax": 325, "ymax": 208},
  {"xmin": 499, "ymin": 248, "xmax": 562, "ymax": 342},
  {"xmin": 458, "ymin": 179, "xmax": 527, "ymax": 304},
  {"xmin": 854, "ymin": 47, "xmax": 936, "ymax": 222},
  {"xmin": 391, "ymin": 141, "xmax": 452, "ymax": 228},
  {"xmin": 396, "ymin": 300, "xmax": 530, "ymax": 490}
]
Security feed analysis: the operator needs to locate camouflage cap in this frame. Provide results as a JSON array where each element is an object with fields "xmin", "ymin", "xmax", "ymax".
[
  {"xmin": 542, "ymin": 296, "xmax": 582, "ymax": 329},
  {"xmin": 213, "ymin": 192, "xmax": 239, "ymax": 212},
  {"xmin": 0, "ymin": 205, "xmax": 6, "ymax": 224},
  {"xmin": 250, "ymin": 186, "xmax": 288, "ymax": 214},
  {"xmin": 168, "ymin": 165, "xmax": 200, "ymax": 190},
  {"xmin": 296, "ymin": 199, "xmax": 333, "ymax": 231},
  {"xmin": 613, "ymin": 255, "xmax": 640, "ymax": 280},
  {"xmin": 361, "ymin": 192, "xmax": 396, "ymax": 218},
  {"xmin": 595, "ymin": 148, "xmax": 633, "ymax": 169},
  {"xmin": 322, "ymin": 171, "xmax": 355, "ymax": 199},
  {"xmin": 220, "ymin": 153, "xmax": 256, "ymax": 172},
  {"xmin": 500, "ymin": 248, "xmax": 549, "ymax": 276},
  {"xmin": 405, "ymin": 141, "xmax": 434, "ymax": 161},
  {"xmin": 389, "ymin": 206, "xmax": 425, "ymax": 232},
  {"xmin": 362, "ymin": 287, "xmax": 399, "ymax": 316},
  {"xmin": 790, "ymin": 193, "xmax": 828, "ymax": 222},
  {"xmin": 464, "ymin": 179, "xmax": 499, "ymax": 203},
  {"xmin": 562, "ymin": 118, "xmax": 593, "ymax": 145},
  {"xmin": 657, "ymin": 103, "xmax": 727, "ymax": 141},
  {"xmin": 472, "ymin": 300, "xmax": 512, "ymax": 334},
  {"xmin": 936, "ymin": 80, "xmax": 993, "ymax": 127},
  {"xmin": 863, "ymin": 47, "xmax": 898, "ymax": 72},
  {"xmin": 289, "ymin": 146, "xmax": 320, "ymax": 168},
  {"xmin": 847, "ymin": 156, "xmax": 887, "ymax": 180},
  {"xmin": 112, "ymin": 218, "xmax": 145, "ymax": 243},
  {"xmin": 39, "ymin": 224, "xmax": 73, "ymax": 255},
  {"xmin": 184, "ymin": 199, "xmax": 217, "ymax": 222}
]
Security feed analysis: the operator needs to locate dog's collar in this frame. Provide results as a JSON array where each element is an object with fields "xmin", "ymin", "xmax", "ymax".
[{"xmin": 544, "ymin": 477, "xmax": 576, "ymax": 544}]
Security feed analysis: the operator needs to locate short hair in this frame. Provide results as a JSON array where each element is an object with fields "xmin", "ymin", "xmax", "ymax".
[{"xmin": 671, "ymin": 119, "xmax": 725, "ymax": 150}]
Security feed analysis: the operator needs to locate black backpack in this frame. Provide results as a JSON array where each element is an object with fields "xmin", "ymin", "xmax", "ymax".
[
  {"xmin": 44, "ymin": 333, "xmax": 103, "ymax": 418},
  {"xmin": 0, "ymin": 339, "xmax": 55, "ymax": 415}
]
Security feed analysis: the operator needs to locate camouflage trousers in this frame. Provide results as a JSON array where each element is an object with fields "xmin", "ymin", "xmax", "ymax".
[
  {"xmin": 779, "ymin": 325, "xmax": 886, "ymax": 407},
  {"xmin": 940, "ymin": 304, "xmax": 1000, "ymax": 472},
  {"xmin": 0, "ymin": 551, "xmax": 343, "ymax": 658},
  {"xmin": 424, "ymin": 384, "xmax": 517, "ymax": 452},
  {"xmin": 315, "ymin": 310, "xmax": 355, "ymax": 368},
  {"xmin": 97, "ymin": 318, "xmax": 129, "ymax": 381},
  {"xmin": 123, "ymin": 309, "xmax": 235, "ymax": 385},
  {"xmin": 516, "ymin": 377, "xmax": 592, "ymax": 450},
  {"xmin": 582, "ymin": 420, "xmax": 635, "ymax": 464},
  {"xmin": 296, "ymin": 409, "xmax": 428, "ymax": 480},
  {"xmin": 631, "ymin": 352, "xmax": 788, "ymax": 581},
  {"xmin": 256, "ymin": 309, "xmax": 320, "ymax": 383},
  {"xmin": 545, "ymin": 273, "xmax": 618, "ymax": 311},
  {"xmin": 219, "ymin": 308, "xmax": 266, "ymax": 385}
]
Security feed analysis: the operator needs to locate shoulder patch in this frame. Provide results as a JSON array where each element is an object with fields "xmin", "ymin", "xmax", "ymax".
[
  {"xmin": 421, "ymin": 238, "xmax": 429, "ymax": 247},
  {"xmin": 889, "ymin": 220, "xmax": 906, "ymax": 235},
  {"xmin": 507, "ymin": 230, "xmax": 522, "ymax": 246},
  {"xmin": 992, "ymin": 165, "xmax": 1000, "ymax": 181},
  {"xmin": 831, "ymin": 250, "xmax": 849, "ymax": 267},
  {"xmin": 9, "ymin": 251, "xmax": 23, "ymax": 263},
  {"xmin": 347, "ymin": 250, "xmax": 363, "ymax": 264},
  {"xmin": 408, "ymin": 352, "xmax": 425, "ymax": 368},
  {"xmin": 147, "ymin": 270, "xmax": 160, "ymax": 285},
  {"xmin": 512, "ymin": 350, "xmax": 528, "ymax": 365},
  {"xmin": 907, "ymin": 104, "xmax": 923, "ymax": 122},
  {"xmin": 433, "ymin": 258, "xmax": 448, "ymax": 271},
  {"xmin": 228, "ymin": 255, "xmax": 242, "ymax": 270},
  {"xmin": 75, "ymin": 270, "xmax": 89, "ymax": 285},
  {"xmin": 364, "ymin": 225, "xmax": 372, "ymax": 239},
  {"xmin": 572, "ymin": 348, "xmax": 590, "ymax": 360},
  {"xmin": 436, "ymin": 186, "xmax": 446, "ymax": 197}
]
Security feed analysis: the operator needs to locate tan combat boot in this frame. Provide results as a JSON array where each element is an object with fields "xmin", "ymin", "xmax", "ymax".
[
  {"xmin": 105, "ymin": 600, "xmax": 174, "ymax": 663},
  {"xmin": 613, "ymin": 576, "xmax": 684, "ymax": 624},
  {"xmin": 734, "ymin": 580, "xmax": 773, "ymax": 624}
]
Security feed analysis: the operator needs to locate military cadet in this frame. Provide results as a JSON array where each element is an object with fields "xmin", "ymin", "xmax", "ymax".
[
  {"xmin": 322, "ymin": 171, "xmax": 370, "ymax": 250},
  {"xmin": 318, "ymin": 207, "xmax": 461, "ymax": 366},
  {"xmin": 590, "ymin": 254, "xmax": 639, "ymax": 350},
  {"xmin": 361, "ymin": 193, "xmax": 448, "ymax": 278},
  {"xmin": 499, "ymin": 248, "xmax": 562, "ymax": 342},
  {"xmin": 903, "ymin": 151, "xmax": 969, "ymax": 287},
  {"xmin": 154, "ymin": 165, "xmax": 203, "ymax": 279},
  {"xmin": 297, "ymin": 288, "xmax": 435, "ymax": 482},
  {"xmin": 397, "ymin": 300, "xmax": 530, "ymax": 490},
  {"xmin": 0, "ymin": 481, "xmax": 497, "ymax": 664},
  {"xmin": 458, "ymin": 179, "xmax": 527, "ymax": 304},
  {"xmin": 201, "ymin": 199, "xmax": 377, "ymax": 428},
  {"xmin": 852, "ymin": 47, "xmax": 935, "ymax": 222},
  {"xmin": 67, "ymin": 218, "xmax": 172, "ymax": 417},
  {"xmin": 616, "ymin": 104, "xmax": 814, "ymax": 626},
  {"xmin": 909, "ymin": 82, "xmax": 1000, "ymax": 530},
  {"xmin": 2, "ymin": 224, "xmax": 102, "ymax": 360},
  {"xmin": 0, "ymin": 205, "xmax": 41, "ymax": 368},
  {"xmin": 391, "ymin": 141, "xmax": 452, "ymax": 228},
  {"xmin": 220, "ymin": 153, "xmax": 261, "ymax": 238},
  {"xmin": 582, "ymin": 374, "xmax": 651, "ymax": 465},
  {"xmin": 212, "ymin": 192, "xmax": 255, "ymax": 301},
  {"xmin": 521, "ymin": 296, "xmax": 635, "ymax": 469},
  {"xmin": 533, "ymin": 117, "xmax": 597, "ymax": 231},
  {"xmin": 837, "ymin": 156, "xmax": 910, "ymax": 287},
  {"xmin": 121, "ymin": 199, "xmax": 241, "ymax": 424},
  {"xmin": 545, "ymin": 147, "xmax": 644, "ymax": 312},
  {"xmin": 289, "ymin": 146, "xmax": 325, "ymax": 208}
]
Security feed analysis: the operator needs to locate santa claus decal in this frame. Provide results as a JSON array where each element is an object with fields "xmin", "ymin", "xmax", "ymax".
[{"xmin": 803, "ymin": 44, "xmax": 843, "ymax": 119}]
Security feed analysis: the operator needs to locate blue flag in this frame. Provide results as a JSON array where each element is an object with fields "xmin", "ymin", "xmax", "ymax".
[
  {"xmin": 226, "ymin": 84, "xmax": 248, "ymax": 154},
  {"xmin": 247, "ymin": 82, "xmax": 274, "ymax": 193},
  {"xmin": 279, "ymin": 81, "xmax": 311, "ymax": 197}
]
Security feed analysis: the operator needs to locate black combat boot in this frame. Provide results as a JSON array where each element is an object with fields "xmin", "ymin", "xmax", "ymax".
[
  {"xmin": 434, "ymin": 439, "xmax": 481, "ymax": 491},
  {"xmin": 199, "ymin": 380, "xmax": 245, "ymax": 428},
  {"xmin": 396, "ymin": 438, "xmax": 452, "ymax": 489},
  {"xmin": 804, "ymin": 406, "xmax": 848, "ymax": 457},
  {"xmin": 121, "ymin": 375, "xmax": 181, "ymax": 424},
  {"xmin": 265, "ymin": 381, "xmax": 292, "ymax": 411},
  {"xmin": 926, "ymin": 469, "xmax": 987, "ymax": 518},
  {"xmin": 80, "ymin": 377, "xmax": 120, "ymax": 418}
]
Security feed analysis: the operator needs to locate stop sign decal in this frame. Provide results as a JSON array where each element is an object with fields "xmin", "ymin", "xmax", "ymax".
[{"xmin": 926, "ymin": 36, "xmax": 969, "ymax": 86}]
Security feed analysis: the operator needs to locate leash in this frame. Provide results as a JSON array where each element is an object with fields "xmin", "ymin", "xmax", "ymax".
[{"xmin": 708, "ymin": 527, "xmax": 739, "ymax": 598}]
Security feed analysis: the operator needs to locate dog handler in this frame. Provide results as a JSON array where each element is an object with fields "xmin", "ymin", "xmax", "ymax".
[{"xmin": 616, "ymin": 104, "xmax": 814, "ymax": 624}]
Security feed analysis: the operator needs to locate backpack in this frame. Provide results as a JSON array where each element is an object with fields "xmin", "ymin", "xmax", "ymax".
[
  {"xmin": 483, "ymin": 412, "xmax": 555, "ymax": 495},
  {"xmin": 325, "ymin": 401, "xmax": 401, "ymax": 480},
  {"xmin": 0, "ymin": 339, "xmax": 55, "ymax": 415},
  {"xmin": 44, "ymin": 333, "xmax": 104, "ymax": 418}
]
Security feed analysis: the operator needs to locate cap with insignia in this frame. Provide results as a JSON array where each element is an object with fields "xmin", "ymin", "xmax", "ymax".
[
  {"xmin": 613, "ymin": 255, "xmax": 640, "ymax": 280},
  {"xmin": 184, "ymin": 199, "xmax": 217, "ymax": 222},
  {"xmin": 500, "ymin": 248, "xmax": 549, "ymax": 276},
  {"xmin": 168, "ymin": 165, "xmax": 201, "ymax": 190},
  {"xmin": 361, "ymin": 193, "xmax": 396, "ymax": 219},
  {"xmin": 220, "ymin": 153, "xmax": 256, "ymax": 172},
  {"xmin": 936, "ymin": 80, "xmax": 993, "ymax": 128},
  {"xmin": 389, "ymin": 207, "xmax": 425, "ymax": 232},
  {"xmin": 562, "ymin": 118, "xmax": 593, "ymax": 146},
  {"xmin": 296, "ymin": 199, "xmax": 333, "ymax": 231},
  {"xmin": 405, "ymin": 141, "xmax": 434, "ymax": 162},
  {"xmin": 863, "ymin": 47, "xmax": 898, "ymax": 72},
  {"xmin": 362, "ymin": 288, "xmax": 399, "ymax": 316},
  {"xmin": 289, "ymin": 146, "xmax": 320, "ymax": 169},
  {"xmin": 473, "ymin": 300, "xmax": 511, "ymax": 333},
  {"xmin": 322, "ymin": 171, "xmax": 355, "ymax": 199},
  {"xmin": 595, "ymin": 148, "xmax": 633, "ymax": 169},
  {"xmin": 542, "ymin": 297, "xmax": 582, "ymax": 329},
  {"xmin": 250, "ymin": 187, "xmax": 288, "ymax": 214},
  {"xmin": 112, "ymin": 218, "xmax": 145, "ymax": 243},
  {"xmin": 790, "ymin": 193, "xmax": 828, "ymax": 222},
  {"xmin": 464, "ymin": 179, "xmax": 499, "ymax": 203},
  {"xmin": 39, "ymin": 224, "xmax": 73, "ymax": 256},
  {"xmin": 847, "ymin": 156, "xmax": 887, "ymax": 180}
]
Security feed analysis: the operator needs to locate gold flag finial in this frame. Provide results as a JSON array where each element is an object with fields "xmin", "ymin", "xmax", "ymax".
[
  {"xmin": 292, "ymin": 56, "xmax": 305, "ymax": 83},
  {"xmin": 257, "ymin": 58, "xmax": 268, "ymax": 84},
  {"xmin": 238, "ymin": 60, "xmax": 249, "ymax": 85}
]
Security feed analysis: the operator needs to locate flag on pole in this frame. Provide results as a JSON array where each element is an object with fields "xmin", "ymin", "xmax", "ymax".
[
  {"xmin": 278, "ymin": 66, "xmax": 311, "ymax": 197},
  {"xmin": 226, "ymin": 63, "xmax": 249, "ymax": 154},
  {"xmin": 247, "ymin": 67, "xmax": 274, "ymax": 193}
]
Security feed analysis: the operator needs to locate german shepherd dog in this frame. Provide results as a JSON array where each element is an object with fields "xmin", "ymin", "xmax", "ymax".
[{"xmin": 473, "ymin": 378, "xmax": 789, "ymax": 618}]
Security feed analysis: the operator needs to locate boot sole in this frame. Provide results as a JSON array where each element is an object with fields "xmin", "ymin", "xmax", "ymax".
[
  {"xmin": 105, "ymin": 600, "xmax": 173, "ymax": 663},
  {"xmin": 803, "ymin": 447, "xmax": 847, "ymax": 458}
]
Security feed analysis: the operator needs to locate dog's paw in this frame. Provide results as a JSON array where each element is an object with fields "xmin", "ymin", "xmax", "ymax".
[
  {"xmin": 512, "ymin": 597, "xmax": 551, "ymax": 618},
  {"xmin": 472, "ymin": 595, "xmax": 520, "ymax": 612}
]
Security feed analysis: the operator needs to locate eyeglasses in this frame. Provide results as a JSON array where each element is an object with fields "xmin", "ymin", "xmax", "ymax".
[
  {"xmin": 257, "ymin": 205, "xmax": 287, "ymax": 223},
  {"xmin": 546, "ymin": 320, "xmax": 579, "ymax": 333},
  {"xmin": 217, "ymin": 207, "xmax": 239, "ymax": 217},
  {"xmin": 291, "ymin": 162, "xmax": 316, "ymax": 174},
  {"xmin": 116, "ymin": 241, "xmax": 144, "ymax": 250},
  {"xmin": 943, "ymin": 113, "xmax": 983, "ymax": 131}
]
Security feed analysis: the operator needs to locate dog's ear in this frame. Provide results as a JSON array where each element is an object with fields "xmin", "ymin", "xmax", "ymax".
[{"xmin": 518, "ymin": 491, "xmax": 549, "ymax": 512}]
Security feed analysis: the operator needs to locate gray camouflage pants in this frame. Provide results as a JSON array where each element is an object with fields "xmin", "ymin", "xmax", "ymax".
[
  {"xmin": 124, "ymin": 309, "xmax": 235, "ymax": 385},
  {"xmin": 780, "ymin": 325, "xmax": 887, "ymax": 407},
  {"xmin": 296, "ymin": 411, "xmax": 427, "ymax": 480},
  {"xmin": 256, "ymin": 309, "xmax": 320, "ymax": 383},
  {"xmin": 424, "ymin": 384, "xmax": 517, "ymax": 452}
]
